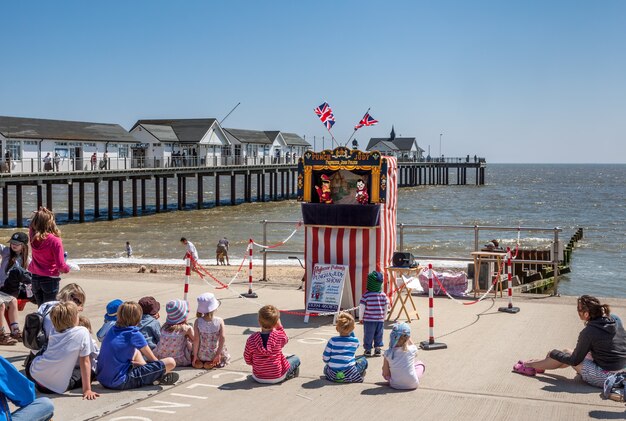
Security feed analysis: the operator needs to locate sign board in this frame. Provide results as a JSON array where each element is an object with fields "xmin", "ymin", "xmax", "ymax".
[{"xmin": 305, "ymin": 263, "xmax": 348, "ymax": 323}]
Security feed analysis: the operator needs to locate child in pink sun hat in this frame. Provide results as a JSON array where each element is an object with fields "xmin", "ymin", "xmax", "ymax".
[{"xmin": 192, "ymin": 292, "xmax": 230, "ymax": 369}]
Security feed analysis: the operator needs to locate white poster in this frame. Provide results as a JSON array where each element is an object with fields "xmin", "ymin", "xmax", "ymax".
[{"xmin": 305, "ymin": 263, "xmax": 348, "ymax": 322}]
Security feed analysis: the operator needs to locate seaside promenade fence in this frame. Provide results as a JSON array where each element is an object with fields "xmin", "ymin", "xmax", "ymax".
[{"xmin": 258, "ymin": 220, "xmax": 563, "ymax": 294}]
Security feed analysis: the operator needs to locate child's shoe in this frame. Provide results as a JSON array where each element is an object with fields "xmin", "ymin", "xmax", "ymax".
[
  {"xmin": 0, "ymin": 333, "xmax": 17, "ymax": 345},
  {"xmin": 374, "ymin": 347, "xmax": 382, "ymax": 357},
  {"xmin": 156, "ymin": 372, "xmax": 180, "ymax": 385},
  {"xmin": 203, "ymin": 361, "xmax": 216, "ymax": 370},
  {"xmin": 193, "ymin": 360, "xmax": 204, "ymax": 369},
  {"xmin": 364, "ymin": 349, "xmax": 372, "ymax": 357},
  {"xmin": 512, "ymin": 362, "xmax": 536, "ymax": 376}
]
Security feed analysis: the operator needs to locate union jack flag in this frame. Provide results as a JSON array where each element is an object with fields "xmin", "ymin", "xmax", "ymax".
[
  {"xmin": 354, "ymin": 112, "xmax": 378, "ymax": 130},
  {"xmin": 314, "ymin": 102, "xmax": 336, "ymax": 130}
]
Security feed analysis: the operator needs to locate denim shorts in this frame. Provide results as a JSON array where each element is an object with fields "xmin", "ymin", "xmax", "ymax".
[{"xmin": 115, "ymin": 361, "xmax": 166, "ymax": 390}]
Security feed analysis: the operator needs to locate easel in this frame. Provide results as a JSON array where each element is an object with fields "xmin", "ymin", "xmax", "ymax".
[
  {"xmin": 470, "ymin": 251, "xmax": 506, "ymax": 297},
  {"xmin": 386, "ymin": 266, "xmax": 421, "ymax": 322}
]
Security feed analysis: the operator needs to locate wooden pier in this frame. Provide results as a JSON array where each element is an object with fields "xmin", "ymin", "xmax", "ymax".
[{"xmin": 0, "ymin": 160, "xmax": 486, "ymax": 227}]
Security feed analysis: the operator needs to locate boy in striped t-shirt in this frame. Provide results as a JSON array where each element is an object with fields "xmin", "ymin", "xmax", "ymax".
[
  {"xmin": 359, "ymin": 271, "xmax": 390, "ymax": 356},
  {"xmin": 323, "ymin": 312, "xmax": 368, "ymax": 383},
  {"xmin": 244, "ymin": 305, "xmax": 300, "ymax": 384}
]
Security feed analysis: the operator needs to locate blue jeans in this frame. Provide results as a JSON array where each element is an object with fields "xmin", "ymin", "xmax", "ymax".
[
  {"xmin": 11, "ymin": 397, "xmax": 54, "ymax": 421},
  {"xmin": 113, "ymin": 361, "xmax": 166, "ymax": 390},
  {"xmin": 363, "ymin": 321, "xmax": 384, "ymax": 351},
  {"xmin": 285, "ymin": 355, "xmax": 301, "ymax": 378},
  {"xmin": 31, "ymin": 274, "xmax": 60, "ymax": 306}
]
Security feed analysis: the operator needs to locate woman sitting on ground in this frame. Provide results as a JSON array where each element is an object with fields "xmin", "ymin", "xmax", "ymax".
[{"xmin": 514, "ymin": 295, "xmax": 626, "ymax": 387}]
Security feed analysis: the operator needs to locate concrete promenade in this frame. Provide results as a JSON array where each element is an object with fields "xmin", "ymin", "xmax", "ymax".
[{"xmin": 3, "ymin": 271, "xmax": 625, "ymax": 420}]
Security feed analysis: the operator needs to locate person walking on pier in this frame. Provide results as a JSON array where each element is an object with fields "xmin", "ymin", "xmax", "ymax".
[
  {"xmin": 4, "ymin": 150, "xmax": 11, "ymax": 173},
  {"xmin": 42, "ymin": 153, "xmax": 52, "ymax": 172},
  {"xmin": 514, "ymin": 295, "xmax": 626, "ymax": 388},
  {"xmin": 90, "ymin": 153, "xmax": 97, "ymax": 171},
  {"xmin": 53, "ymin": 153, "xmax": 60, "ymax": 172}
]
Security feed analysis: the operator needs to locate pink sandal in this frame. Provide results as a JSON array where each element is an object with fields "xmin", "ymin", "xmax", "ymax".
[
  {"xmin": 513, "ymin": 362, "xmax": 536, "ymax": 376},
  {"xmin": 517, "ymin": 360, "xmax": 544, "ymax": 374}
]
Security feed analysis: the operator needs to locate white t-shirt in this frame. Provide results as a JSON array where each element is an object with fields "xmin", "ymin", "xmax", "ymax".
[
  {"xmin": 187, "ymin": 241, "xmax": 199, "ymax": 261},
  {"xmin": 29, "ymin": 326, "xmax": 97, "ymax": 393},
  {"xmin": 383, "ymin": 344, "xmax": 420, "ymax": 390}
]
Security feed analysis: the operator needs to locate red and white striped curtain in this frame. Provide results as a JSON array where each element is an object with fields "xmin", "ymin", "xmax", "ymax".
[{"xmin": 304, "ymin": 157, "xmax": 398, "ymax": 307}]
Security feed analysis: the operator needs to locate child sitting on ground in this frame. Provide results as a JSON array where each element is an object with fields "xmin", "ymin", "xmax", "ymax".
[
  {"xmin": 0, "ymin": 355, "xmax": 54, "ymax": 421},
  {"xmin": 323, "ymin": 312, "xmax": 368, "ymax": 383},
  {"xmin": 138, "ymin": 296, "xmax": 161, "ymax": 349},
  {"xmin": 97, "ymin": 299, "xmax": 123, "ymax": 342},
  {"xmin": 28, "ymin": 301, "xmax": 99, "ymax": 400},
  {"xmin": 244, "ymin": 304, "xmax": 300, "ymax": 383},
  {"xmin": 192, "ymin": 292, "xmax": 230, "ymax": 369},
  {"xmin": 154, "ymin": 300, "xmax": 194, "ymax": 367},
  {"xmin": 96, "ymin": 301, "xmax": 178, "ymax": 390},
  {"xmin": 382, "ymin": 322, "xmax": 425, "ymax": 390},
  {"xmin": 359, "ymin": 271, "xmax": 390, "ymax": 356}
]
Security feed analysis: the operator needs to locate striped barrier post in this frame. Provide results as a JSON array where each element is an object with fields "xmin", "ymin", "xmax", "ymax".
[
  {"xmin": 241, "ymin": 239, "xmax": 258, "ymax": 298},
  {"xmin": 499, "ymin": 247, "xmax": 520, "ymax": 314},
  {"xmin": 184, "ymin": 255, "xmax": 191, "ymax": 302},
  {"xmin": 419, "ymin": 264, "xmax": 447, "ymax": 350}
]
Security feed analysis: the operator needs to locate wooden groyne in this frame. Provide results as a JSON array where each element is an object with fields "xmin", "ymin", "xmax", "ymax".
[{"xmin": 0, "ymin": 160, "xmax": 485, "ymax": 227}]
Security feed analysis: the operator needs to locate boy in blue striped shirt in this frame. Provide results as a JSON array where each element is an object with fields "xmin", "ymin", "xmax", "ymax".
[
  {"xmin": 322, "ymin": 312, "xmax": 368, "ymax": 383},
  {"xmin": 359, "ymin": 271, "xmax": 390, "ymax": 356}
]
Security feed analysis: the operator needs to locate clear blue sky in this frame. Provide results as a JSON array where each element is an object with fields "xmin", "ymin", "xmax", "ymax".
[{"xmin": 2, "ymin": 1, "xmax": 625, "ymax": 163}]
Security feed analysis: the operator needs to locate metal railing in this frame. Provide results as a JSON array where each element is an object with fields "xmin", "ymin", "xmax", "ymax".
[{"xmin": 257, "ymin": 219, "xmax": 563, "ymax": 293}]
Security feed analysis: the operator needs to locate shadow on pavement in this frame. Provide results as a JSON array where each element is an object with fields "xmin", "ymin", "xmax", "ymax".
[
  {"xmin": 361, "ymin": 382, "xmax": 414, "ymax": 395},
  {"xmin": 588, "ymin": 410, "xmax": 626, "ymax": 419}
]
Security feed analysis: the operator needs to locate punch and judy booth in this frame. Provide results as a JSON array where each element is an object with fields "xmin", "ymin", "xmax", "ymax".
[{"xmin": 297, "ymin": 147, "xmax": 398, "ymax": 308}]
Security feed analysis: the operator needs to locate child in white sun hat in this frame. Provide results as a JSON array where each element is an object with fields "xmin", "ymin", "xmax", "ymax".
[{"xmin": 192, "ymin": 292, "xmax": 230, "ymax": 369}]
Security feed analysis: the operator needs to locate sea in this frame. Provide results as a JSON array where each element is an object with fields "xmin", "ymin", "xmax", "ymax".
[{"xmin": 1, "ymin": 164, "xmax": 624, "ymax": 298}]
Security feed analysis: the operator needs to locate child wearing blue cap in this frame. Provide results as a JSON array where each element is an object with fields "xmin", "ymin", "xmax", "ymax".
[
  {"xmin": 97, "ymin": 299, "xmax": 123, "ymax": 342},
  {"xmin": 382, "ymin": 323, "xmax": 425, "ymax": 390},
  {"xmin": 359, "ymin": 271, "xmax": 390, "ymax": 356}
]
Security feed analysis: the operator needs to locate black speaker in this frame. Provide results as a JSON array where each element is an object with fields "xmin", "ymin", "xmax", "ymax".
[{"xmin": 392, "ymin": 252, "xmax": 415, "ymax": 268}]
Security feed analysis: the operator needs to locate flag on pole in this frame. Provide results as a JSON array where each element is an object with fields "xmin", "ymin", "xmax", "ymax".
[
  {"xmin": 314, "ymin": 102, "xmax": 336, "ymax": 130},
  {"xmin": 354, "ymin": 112, "xmax": 378, "ymax": 130}
]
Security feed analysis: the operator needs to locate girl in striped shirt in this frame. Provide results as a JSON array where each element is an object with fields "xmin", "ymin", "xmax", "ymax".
[{"xmin": 323, "ymin": 312, "xmax": 368, "ymax": 383}]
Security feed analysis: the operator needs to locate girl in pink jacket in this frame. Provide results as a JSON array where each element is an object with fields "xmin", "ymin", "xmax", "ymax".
[{"xmin": 28, "ymin": 207, "xmax": 71, "ymax": 305}]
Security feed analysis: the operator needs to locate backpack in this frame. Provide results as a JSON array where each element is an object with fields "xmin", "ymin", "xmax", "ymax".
[{"xmin": 22, "ymin": 303, "xmax": 54, "ymax": 351}]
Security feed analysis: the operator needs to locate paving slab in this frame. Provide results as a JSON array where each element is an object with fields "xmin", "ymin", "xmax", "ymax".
[{"xmin": 4, "ymin": 271, "xmax": 626, "ymax": 420}]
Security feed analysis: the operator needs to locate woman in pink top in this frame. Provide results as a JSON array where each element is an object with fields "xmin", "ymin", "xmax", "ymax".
[{"xmin": 28, "ymin": 207, "xmax": 71, "ymax": 305}]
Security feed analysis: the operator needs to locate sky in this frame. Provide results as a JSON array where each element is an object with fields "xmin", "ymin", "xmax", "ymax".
[{"xmin": 1, "ymin": 1, "xmax": 625, "ymax": 163}]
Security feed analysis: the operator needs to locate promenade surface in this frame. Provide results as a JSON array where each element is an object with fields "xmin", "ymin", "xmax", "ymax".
[{"xmin": 3, "ymin": 270, "xmax": 625, "ymax": 421}]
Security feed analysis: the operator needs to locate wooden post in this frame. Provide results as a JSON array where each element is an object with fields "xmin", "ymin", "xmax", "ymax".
[
  {"xmin": 79, "ymin": 181, "xmax": 85, "ymax": 222},
  {"xmin": 256, "ymin": 172, "xmax": 261, "ymax": 202},
  {"xmin": 261, "ymin": 172, "xmax": 265, "ymax": 202},
  {"xmin": 67, "ymin": 182, "xmax": 74, "ymax": 220},
  {"xmin": 46, "ymin": 183, "xmax": 52, "ymax": 210},
  {"xmin": 108, "ymin": 179, "xmax": 114, "ymax": 220},
  {"xmin": 177, "ymin": 176, "xmax": 182, "ymax": 211},
  {"xmin": 37, "ymin": 184, "xmax": 43, "ymax": 209},
  {"xmin": 155, "ymin": 176, "xmax": 161, "ymax": 213},
  {"xmin": 215, "ymin": 174, "xmax": 220, "ymax": 207},
  {"xmin": 162, "ymin": 177, "xmax": 167, "ymax": 211},
  {"xmin": 141, "ymin": 178, "xmax": 146, "ymax": 212},
  {"xmin": 230, "ymin": 172, "xmax": 236, "ymax": 205},
  {"xmin": 2, "ymin": 186, "xmax": 8, "ymax": 226},
  {"xmin": 16, "ymin": 185, "xmax": 23, "ymax": 227},
  {"xmin": 94, "ymin": 181, "xmax": 100, "ymax": 218},
  {"xmin": 182, "ymin": 176, "xmax": 187, "ymax": 208},
  {"xmin": 244, "ymin": 172, "xmax": 249, "ymax": 202},
  {"xmin": 273, "ymin": 170, "xmax": 278, "ymax": 200},
  {"xmin": 132, "ymin": 178, "xmax": 137, "ymax": 216},
  {"xmin": 197, "ymin": 174, "xmax": 203, "ymax": 209},
  {"xmin": 118, "ymin": 180, "xmax": 124, "ymax": 216}
]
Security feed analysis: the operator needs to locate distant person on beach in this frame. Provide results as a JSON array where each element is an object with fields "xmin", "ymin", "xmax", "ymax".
[
  {"xmin": 216, "ymin": 237, "xmax": 229, "ymax": 265},
  {"xmin": 28, "ymin": 207, "xmax": 74, "ymax": 306},
  {"xmin": 322, "ymin": 312, "xmax": 368, "ymax": 383},
  {"xmin": 97, "ymin": 299, "xmax": 123, "ymax": 342},
  {"xmin": 125, "ymin": 241, "xmax": 132, "ymax": 258},
  {"xmin": 192, "ymin": 292, "xmax": 230, "ymax": 369},
  {"xmin": 180, "ymin": 237, "xmax": 199, "ymax": 263},
  {"xmin": 96, "ymin": 301, "xmax": 179, "ymax": 390},
  {"xmin": 155, "ymin": 300, "xmax": 194, "ymax": 367},
  {"xmin": 244, "ymin": 304, "xmax": 300, "ymax": 383},
  {"xmin": 382, "ymin": 323, "xmax": 425, "ymax": 390},
  {"xmin": 0, "ymin": 355, "xmax": 54, "ymax": 421},
  {"xmin": 514, "ymin": 295, "xmax": 626, "ymax": 387}
]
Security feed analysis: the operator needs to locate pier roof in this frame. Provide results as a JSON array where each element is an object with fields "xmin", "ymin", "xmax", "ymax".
[
  {"xmin": 0, "ymin": 115, "xmax": 137, "ymax": 143},
  {"xmin": 224, "ymin": 128, "xmax": 273, "ymax": 145},
  {"xmin": 131, "ymin": 119, "xmax": 218, "ymax": 143},
  {"xmin": 367, "ymin": 136, "xmax": 422, "ymax": 152},
  {"xmin": 281, "ymin": 132, "xmax": 310, "ymax": 147}
]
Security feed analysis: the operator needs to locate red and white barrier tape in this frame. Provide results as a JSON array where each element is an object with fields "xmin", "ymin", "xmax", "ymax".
[{"xmin": 251, "ymin": 221, "xmax": 303, "ymax": 249}]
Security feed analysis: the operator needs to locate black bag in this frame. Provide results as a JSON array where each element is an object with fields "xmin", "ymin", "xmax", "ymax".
[
  {"xmin": 22, "ymin": 303, "xmax": 54, "ymax": 351},
  {"xmin": 2, "ymin": 266, "xmax": 32, "ymax": 299}
]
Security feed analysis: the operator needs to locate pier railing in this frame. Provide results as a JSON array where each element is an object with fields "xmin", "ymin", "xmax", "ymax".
[{"xmin": 258, "ymin": 220, "xmax": 563, "ymax": 293}]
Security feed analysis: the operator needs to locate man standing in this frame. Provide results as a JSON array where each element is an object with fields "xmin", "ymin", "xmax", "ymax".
[
  {"xmin": 180, "ymin": 237, "xmax": 199, "ymax": 262},
  {"xmin": 90, "ymin": 153, "xmax": 97, "ymax": 170},
  {"xmin": 4, "ymin": 150, "xmax": 11, "ymax": 173},
  {"xmin": 216, "ymin": 237, "xmax": 230, "ymax": 265}
]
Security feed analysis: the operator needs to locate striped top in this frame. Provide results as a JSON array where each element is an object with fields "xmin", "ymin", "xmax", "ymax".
[
  {"xmin": 244, "ymin": 326, "xmax": 290, "ymax": 380},
  {"xmin": 322, "ymin": 333, "xmax": 359, "ymax": 371},
  {"xmin": 359, "ymin": 291, "xmax": 390, "ymax": 321}
]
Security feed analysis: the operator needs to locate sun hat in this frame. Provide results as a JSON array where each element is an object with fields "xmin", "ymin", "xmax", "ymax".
[
  {"xmin": 9, "ymin": 232, "xmax": 28, "ymax": 245},
  {"xmin": 138, "ymin": 296, "xmax": 161, "ymax": 316},
  {"xmin": 166, "ymin": 299, "xmax": 189, "ymax": 325},
  {"xmin": 388, "ymin": 322, "xmax": 411, "ymax": 357},
  {"xmin": 366, "ymin": 271, "xmax": 384, "ymax": 292},
  {"xmin": 104, "ymin": 299, "xmax": 123, "ymax": 322},
  {"xmin": 197, "ymin": 292, "xmax": 220, "ymax": 314}
]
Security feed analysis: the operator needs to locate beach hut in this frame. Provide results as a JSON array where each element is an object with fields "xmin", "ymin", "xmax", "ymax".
[{"xmin": 297, "ymin": 147, "xmax": 398, "ymax": 308}]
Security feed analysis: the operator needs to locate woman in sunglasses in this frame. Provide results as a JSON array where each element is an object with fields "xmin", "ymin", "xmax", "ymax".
[{"xmin": 514, "ymin": 295, "xmax": 626, "ymax": 387}]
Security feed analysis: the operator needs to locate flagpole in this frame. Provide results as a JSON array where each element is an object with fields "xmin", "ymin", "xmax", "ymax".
[{"xmin": 345, "ymin": 107, "xmax": 370, "ymax": 146}]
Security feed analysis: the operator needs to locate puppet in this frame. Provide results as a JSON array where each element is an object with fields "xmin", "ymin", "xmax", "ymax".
[
  {"xmin": 315, "ymin": 174, "xmax": 333, "ymax": 204},
  {"xmin": 355, "ymin": 178, "xmax": 369, "ymax": 204}
]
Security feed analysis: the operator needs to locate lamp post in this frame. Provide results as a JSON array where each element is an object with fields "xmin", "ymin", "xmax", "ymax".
[{"xmin": 439, "ymin": 133, "xmax": 442, "ymax": 160}]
